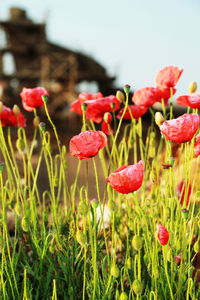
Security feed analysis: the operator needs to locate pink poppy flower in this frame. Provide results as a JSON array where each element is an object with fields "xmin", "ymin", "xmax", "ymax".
[
  {"xmin": 176, "ymin": 94, "xmax": 200, "ymax": 109},
  {"xmin": 106, "ymin": 161, "xmax": 144, "ymax": 194},
  {"xmin": 132, "ymin": 87, "xmax": 160, "ymax": 107},
  {"xmin": 20, "ymin": 87, "xmax": 49, "ymax": 112},
  {"xmin": 155, "ymin": 66, "xmax": 183, "ymax": 89},
  {"xmin": 160, "ymin": 114, "xmax": 200, "ymax": 143},
  {"xmin": 69, "ymin": 130, "xmax": 107, "ymax": 160}
]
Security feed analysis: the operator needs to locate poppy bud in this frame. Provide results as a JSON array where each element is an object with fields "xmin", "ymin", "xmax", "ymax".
[
  {"xmin": 194, "ymin": 240, "xmax": 200, "ymax": 253},
  {"xmin": 125, "ymin": 257, "xmax": 131, "ymax": 269},
  {"xmin": 116, "ymin": 90, "xmax": 125, "ymax": 102},
  {"xmin": 156, "ymin": 224, "xmax": 169, "ymax": 246},
  {"xmin": 110, "ymin": 264, "xmax": 120, "ymax": 278},
  {"xmin": 76, "ymin": 230, "xmax": 87, "ymax": 247},
  {"xmin": 132, "ymin": 235, "xmax": 143, "ymax": 251},
  {"xmin": 0, "ymin": 162, "xmax": 4, "ymax": 172},
  {"xmin": 155, "ymin": 112, "xmax": 165, "ymax": 126},
  {"xmin": 39, "ymin": 122, "xmax": 46, "ymax": 132},
  {"xmin": 21, "ymin": 217, "xmax": 29, "ymax": 232},
  {"xmin": 12, "ymin": 104, "xmax": 21, "ymax": 116},
  {"xmin": 132, "ymin": 279, "xmax": 143, "ymax": 295},
  {"xmin": 181, "ymin": 208, "xmax": 189, "ymax": 219},
  {"xmin": 41, "ymin": 95, "xmax": 49, "ymax": 103},
  {"xmin": 91, "ymin": 199, "xmax": 99, "ymax": 209},
  {"xmin": 103, "ymin": 112, "xmax": 112, "ymax": 124},
  {"xmin": 33, "ymin": 116, "xmax": 40, "ymax": 127},
  {"xmin": 0, "ymin": 102, "xmax": 4, "ymax": 114},
  {"xmin": 119, "ymin": 292, "xmax": 128, "ymax": 300},
  {"xmin": 16, "ymin": 138, "xmax": 25, "ymax": 152},
  {"xmin": 188, "ymin": 81, "xmax": 197, "ymax": 94},
  {"xmin": 123, "ymin": 84, "xmax": 131, "ymax": 94}
]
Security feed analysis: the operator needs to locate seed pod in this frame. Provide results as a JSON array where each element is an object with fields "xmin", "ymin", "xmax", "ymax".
[
  {"xmin": 39, "ymin": 122, "xmax": 46, "ymax": 132},
  {"xmin": 132, "ymin": 235, "xmax": 143, "ymax": 251},
  {"xmin": 188, "ymin": 81, "xmax": 197, "ymax": 94},
  {"xmin": 132, "ymin": 279, "xmax": 143, "ymax": 295},
  {"xmin": 110, "ymin": 264, "xmax": 120, "ymax": 278},
  {"xmin": 123, "ymin": 84, "xmax": 131, "ymax": 94}
]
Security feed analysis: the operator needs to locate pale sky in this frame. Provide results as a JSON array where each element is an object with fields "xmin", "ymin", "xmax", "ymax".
[{"xmin": 0, "ymin": 0, "xmax": 200, "ymax": 95}]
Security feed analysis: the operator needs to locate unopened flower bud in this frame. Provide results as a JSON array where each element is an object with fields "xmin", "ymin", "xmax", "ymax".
[
  {"xmin": 132, "ymin": 279, "xmax": 143, "ymax": 295},
  {"xmin": 123, "ymin": 84, "xmax": 131, "ymax": 94},
  {"xmin": 119, "ymin": 292, "xmax": 128, "ymax": 300},
  {"xmin": 33, "ymin": 116, "xmax": 40, "ymax": 127},
  {"xmin": 132, "ymin": 235, "xmax": 143, "ymax": 251},
  {"xmin": 21, "ymin": 217, "xmax": 29, "ymax": 232},
  {"xmin": 194, "ymin": 240, "xmax": 200, "ymax": 253},
  {"xmin": 155, "ymin": 112, "xmax": 165, "ymax": 126},
  {"xmin": 76, "ymin": 230, "xmax": 87, "ymax": 247},
  {"xmin": 188, "ymin": 81, "xmax": 197, "ymax": 94},
  {"xmin": 181, "ymin": 208, "xmax": 189, "ymax": 219},
  {"xmin": 16, "ymin": 138, "xmax": 25, "ymax": 152},
  {"xmin": 13, "ymin": 105, "xmax": 21, "ymax": 116},
  {"xmin": 110, "ymin": 264, "xmax": 120, "ymax": 278},
  {"xmin": 0, "ymin": 102, "xmax": 4, "ymax": 114},
  {"xmin": 39, "ymin": 122, "xmax": 46, "ymax": 132},
  {"xmin": 91, "ymin": 199, "xmax": 99, "ymax": 209},
  {"xmin": 42, "ymin": 95, "xmax": 49, "ymax": 103},
  {"xmin": 103, "ymin": 112, "xmax": 112, "ymax": 124},
  {"xmin": 116, "ymin": 90, "xmax": 125, "ymax": 102}
]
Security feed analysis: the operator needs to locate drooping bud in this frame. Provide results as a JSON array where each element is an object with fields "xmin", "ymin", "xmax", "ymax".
[
  {"xmin": 188, "ymin": 81, "xmax": 197, "ymax": 94},
  {"xmin": 103, "ymin": 112, "xmax": 112, "ymax": 124},
  {"xmin": 116, "ymin": 90, "xmax": 125, "ymax": 102},
  {"xmin": 76, "ymin": 230, "xmax": 87, "ymax": 247},
  {"xmin": 119, "ymin": 292, "xmax": 128, "ymax": 300},
  {"xmin": 123, "ymin": 84, "xmax": 131, "ymax": 94},
  {"xmin": 13, "ymin": 104, "xmax": 21, "ymax": 116},
  {"xmin": 156, "ymin": 224, "xmax": 169, "ymax": 246},
  {"xmin": 155, "ymin": 112, "xmax": 165, "ymax": 127},
  {"xmin": 110, "ymin": 264, "xmax": 120, "ymax": 278},
  {"xmin": 33, "ymin": 116, "xmax": 40, "ymax": 127},
  {"xmin": 16, "ymin": 138, "xmax": 25, "ymax": 152},
  {"xmin": 132, "ymin": 279, "xmax": 143, "ymax": 295},
  {"xmin": 132, "ymin": 235, "xmax": 143, "ymax": 251}
]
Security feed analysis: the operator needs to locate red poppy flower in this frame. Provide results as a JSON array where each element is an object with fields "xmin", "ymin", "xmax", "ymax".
[
  {"xmin": 69, "ymin": 130, "xmax": 107, "ymax": 160},
  {"xmin": 70, "ymin": 92, "xmax": 103, "ymax": 115},
  {"xmin": 84, "ymin": 95, "xmax": 120, "ymax": 123},
  {"xmin": 177, "ymin": 179, "xmax": 192, "ymax": 206},
  {"xmin": 176, "ymin": 94, "xmax": 200, "ymax": 109},
  {"xmin": 156, "ymin": 87, "xmax": 177, "ymax": 105},
  {"xmin": 155, "ymin": 65, "xmax": 183, "ymax": 89},
  {"xmin": 20, "ymin": 87, "xmax": 49, "ymax": 112},
  {"xmin": 160, "ymin": 114, "xmax": 200, "ymax": 143},
  {"xmin": 106, "ymin": 161, "xmax": 144, "ymax": 194},
  {"xmin": 194, "ymin": 134, "xmax": 200, "ymax": 157},
  {"xmin": 117, "ymin": 105, "xmax": 148, "ymax": 120},
  {"xmin": 156, "ymin": 224, "xmax": 169, "ymax": 246},
  {"xmin": 0, "ymin": 106, "xmax": 26, "ymax": 127},
  {"xmin": 132, "ymin": 87, "xmax": 160, "ymax": 107}
]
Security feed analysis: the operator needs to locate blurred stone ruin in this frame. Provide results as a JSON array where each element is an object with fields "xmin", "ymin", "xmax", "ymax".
[{"xmin": 0, "ymin": 7, "xmax": 115, "ymax": 122}]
